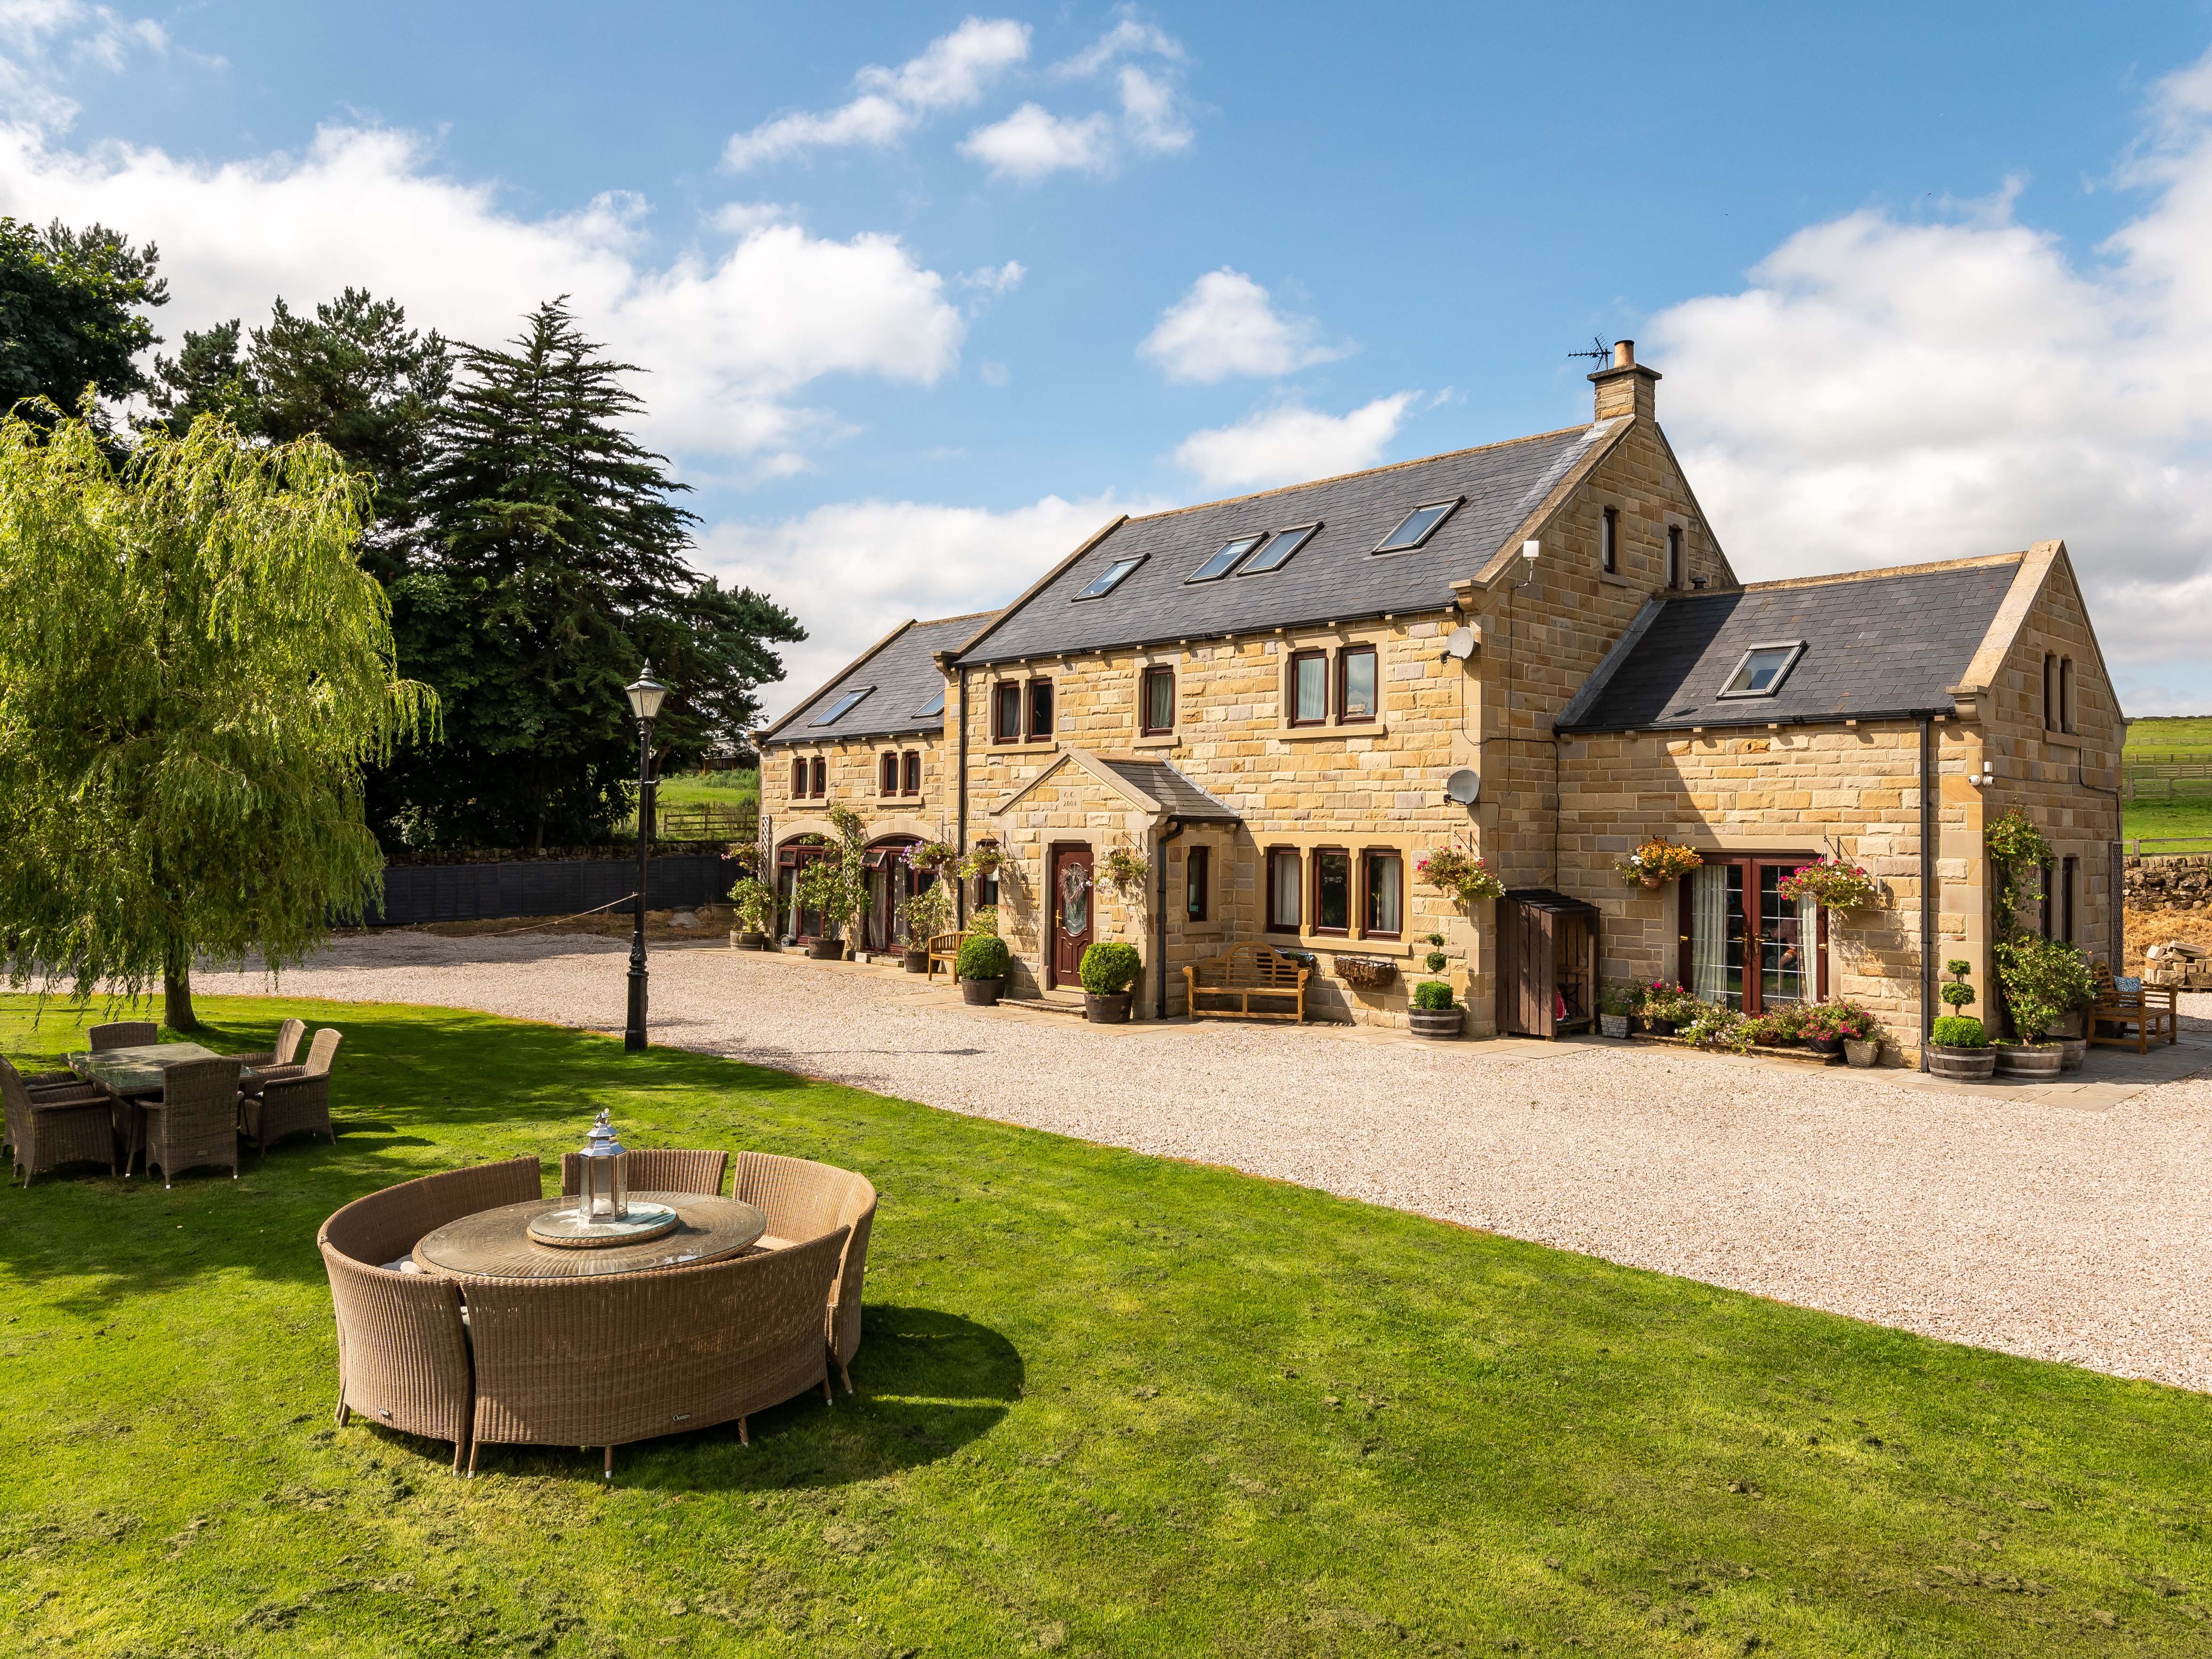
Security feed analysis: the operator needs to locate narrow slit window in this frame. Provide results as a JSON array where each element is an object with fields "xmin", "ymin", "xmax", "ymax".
[
  {"xmin": 1668, "ymin": 524, "xmax": 1684, "ymax": 588},
  {"xmin": 1242, "ymin": 523, "xmax": 1319, "ymax": 574},
  {"xmin": 2043, "ymin": 654, "xmax": 2056, "ymax": 730},
  {"xmin": 991, "ymin": 682, "xmax": 1021, "ymax": 743},
  {"xmin": 2061, "ymin": 854, "xmax": 2077, "ymax": 942},
  {"xmin": 1290, "ymin": 650, "xmax": 1329, "ymax": 726},
  {"xmin": 813, "ymin": 686, "xmax": 872, "ymax": 725},
  {"xmin": 1717, "ymin": 641, "xmax": 1804, "ymax": 698},
  {"xmin": 1187, "ymin": 534, "xmax": 1265, "ymax": 583},
  {"xmin": 2059, "ymin": 657, "xmax": 2075, "ymax": 734},
  {"xmin": 1362, "ymin": 851, "xmax": 1403, "ymax": 939},
  {"xmin": 1601, "ymin": 507, "xmax": 1619, "ymax": 574},
  {"xmin": 1027, "ymin": 678, "xmax": 1055, "ymax": 741},
  {"xmin": 1338, "ymin": 646, "xmax": 1378, "ymax": 723},
  {"xmin": 1313, "ymin": 848, "xmax": 1350, "ymax": 934},
  {"xmin": 790, "ymin": 758, "xmax": 805, "ymax": 798},
  {"xmin": 1374, "ymin": 499, "xmax": 1461, "ymax": 553},
  {"xmin": 1075, "ymin": 556, "xmax": 1145, "ymax": 600},
  {"xmin": 1186, "ymin": 845, "xmax": 1210, "ymax": 923},
  {"xmin": 902, "ymin": 750, "xmax": 921, "ymax": 794},
  {"xmin": 1142, "ymin": 665, "xmax": 1175, "ymax": 735},
  {"xmin": 1266, "ymin": 848, "xmax": 1302, "ymax": 933}
]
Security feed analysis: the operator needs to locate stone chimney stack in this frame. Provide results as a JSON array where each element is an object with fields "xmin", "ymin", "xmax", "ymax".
[{"xmin": 1589, "ymin": 337, "xmax": 1660, "ymax": 423}]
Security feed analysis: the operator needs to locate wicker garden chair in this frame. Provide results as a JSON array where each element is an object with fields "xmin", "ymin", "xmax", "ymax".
[
  {"xmin": 732, "ymin": 1151, "xmax": 878, "ymax": 1393},
  {"xmin": 140, "ymin": 1057, "xmax": 242, "ymax": 1188},
  {"xmin": 228, "ymin": 1018, "xmax": 307, "ymax": 1093},
  {"xmin": 241, "ymin": 1029, "xmax": 342, "ymax": 1159},
  {"xmin": 4, "ymin": 1059, "xmax": 115, "ymax": 1186},
  {"xmin": 87, "ymin": 1021, "xmax": 158, "ymax": 1052},
  {"xmin": 1, "ymin": 1056, "xmax": 93, "ymax": 1155},
  {"xmin": 318, "ymin": 1156, "xmax": 543, "ymax": 1472},
  {"xmin": 461, "ymin": 1226, "xmax": 849, "ymax": 1478},
  {"xmin": 558, "ymin": 1147, "xmax": 729, "ymax": 1199}
]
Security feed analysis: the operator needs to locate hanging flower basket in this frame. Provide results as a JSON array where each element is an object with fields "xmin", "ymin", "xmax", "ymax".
[
  {"xmin": 1777, "ymin": 856, "xmax": 1884, "ymax": 911},
  {"xmin": 1416, "ymin": 847, "xmax": 1505, "ymax": 906},
  {"xmin": 1334, "ymin": 955, "xmax": 1398, "ymax": 990},
  {"xmin": 1614, "ymin": 838, "xmax": 1703, "ymax": 888},
  {"xmin": 958, "ymin": 839, "xmax": 1005, "ymax": 880},
  {"xmin": 902, "ymin": 840, "xmax": 960, "ymax": 877},
  {"xmin": 1102, "ymin": 845, "xmax": 1149, "ymax": 894}
]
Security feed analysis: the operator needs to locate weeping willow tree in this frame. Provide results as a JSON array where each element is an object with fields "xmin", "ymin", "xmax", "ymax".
[{"xmin": 0, "ymin": 406, "xmax": 434, "ymax": 1025}]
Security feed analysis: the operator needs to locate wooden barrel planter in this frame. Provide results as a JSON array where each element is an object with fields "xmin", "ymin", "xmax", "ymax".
[
  {"xmin": 731, "ymin": 932, "xmax": 768, "ymax": 951},
  {"xmin": 960, "ymin": 976, "xmax": 1005, "ymax": 1006},
  {"xmin": 2058, "ymin": 1036, "xmax": 2087, "ymax": 1072},
  {"xmin": 1084, "ymin": 992, "xmax": 1133, "ymax": 1024},
  {"xmin": 1995, "ymin": 1042, "xmax": 2062, "ymax": 1080},
  {"xmin": 1927, "ymin": 1045, "xmax": 1995, "ymax": 1081},
  {"xmin": 1408, "ymin": 1007, "xmax": 1463, "ymax": 1041},
  {"xmin": 807, "ymin": 937, "xmax": 846, "ymax": 961},
  {"xmin": 902, "ymin": 947, "xmax": 930, "ymax": 974}
]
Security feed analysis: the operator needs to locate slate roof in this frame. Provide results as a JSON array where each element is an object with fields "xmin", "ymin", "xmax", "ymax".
[
  {"xmin": 759, "ymin": 611, "xmax": 991, "ymax": 746},
  {"xmin": 956, "ymin": 423, "xmax": 1618, "ymax": 665},
  {"xmin": 1094, "ymin": 758, "xmax": 1241, "ymax": 822},
  {"xmin": 1557, "ymin": 558, "xmax": 2021, "ymax": 733}
]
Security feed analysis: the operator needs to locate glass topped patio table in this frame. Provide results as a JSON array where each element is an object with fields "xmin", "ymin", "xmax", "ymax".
[
  {"xmin": 412, "ymin": 1192, "xmax": 768, "ymax": 1280},
  {"xmin": 67, "ymin": 1043, "xmax": 260, "ymax": 1177}
]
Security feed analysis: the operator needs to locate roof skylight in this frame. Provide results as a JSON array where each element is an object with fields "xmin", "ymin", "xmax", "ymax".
[
  {"xmin": 1187, "ymin": 534, "xmax": 1266, "ymax": 583},
  {"xmin": 1242, "ymin": 522, "xmax": 1319, "ymax": 574},
  {"xmin": 1717, "ymin": 642, "xmax": 1805, "ymax": 698},
  {"xmin": 1373, "ymin": 498, "xmax": 1462, "ymax": 553},
  {"xmin": 812, "ymin": 686, "xmax": 874, "ymax": 725},
  {"xmin": 912, "ymin": 686, "xmax": 946, "ymax": 718},
  {"xmin": 1075, "ymin": 555, "xmax": 1145, "ymax": 600}
]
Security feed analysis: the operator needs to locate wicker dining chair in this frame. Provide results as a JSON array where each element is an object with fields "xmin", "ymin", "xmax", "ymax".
[
  {"xmin": 241, "ymin": 1029, "xmax": 342, "ymax": 1159},
  {"xmin": 732, "ymin": 1151, "xmax": 878, "ymax": 1393},
  {"xmin": 227, "ymin": 1018, "xmax": 307, "ymax": 1092},
  {"xmin": 461, "ymin": 1226, "xmax": 848, "ymax": 1479},
  {"xmin": 319, "ymin": 1156, "xmax": 543, "ymax": 1473},
  {"xmin": 0, "ymin": 1056, "xmax": 89, "ymax": 1156},
  {"xmin": 3, "ymin": 1060, "xmax": 115, "ymax": 1186},
  {"xmin": 557, "ymin": 1147, "xmax": 729, "ymax": 1199},
  {"xmin": 141, "ymin": 1057, "xmax": 242, "ymax": 1188},
  {"xmin": 87, "ymin": 1021, "xmax": 158, "ymax": 1052}
]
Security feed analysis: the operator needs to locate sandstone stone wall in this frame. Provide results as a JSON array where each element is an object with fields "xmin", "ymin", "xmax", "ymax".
[
  {"xmin": 2125, "ymin": 854, "xmax": 2212, "ymax": 911},
  {"xmin": 757, "ymin": 733, "xmax": 955, "ymax": 932}
]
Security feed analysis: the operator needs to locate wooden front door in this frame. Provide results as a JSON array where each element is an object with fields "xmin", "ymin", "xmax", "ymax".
[
  {"xmin": 1048, "ymin": 843, "xmax": 1094, "ymax": 990},
  {"xmin": 1677, "ymin": 855, "xmax": 1828, "ymax": 1013}
]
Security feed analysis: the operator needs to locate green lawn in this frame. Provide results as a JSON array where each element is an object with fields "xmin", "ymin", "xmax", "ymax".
[
  {"xmin": 655, "ymin": 768, "xmax": 760, "ymax": 808},
  {"xmin": 3, "ymin": 997, "xmax": 2207, "ymax": 1656},
  {"xmin": 2125, "ymin": 716, "xmax": 2212, "ymax": 756},
  {"xmin": 2124, "ymin": 797, "xmax": 2212, "ymax": 850}
]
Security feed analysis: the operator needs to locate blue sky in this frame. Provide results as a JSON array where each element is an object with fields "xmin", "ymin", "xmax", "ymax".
[{"xmin": 7, "ymin": 2, "xmax": 2212, "ymax": 712}]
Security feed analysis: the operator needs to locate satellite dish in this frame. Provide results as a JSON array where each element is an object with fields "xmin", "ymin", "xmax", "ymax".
[
  {"xmin": 1443, "ymin": 768, "xmax": 1480, "ymax": 806},
  {"xmin": 1444, "ymin": 626, "xmax": 1477, "ymax": 661}
]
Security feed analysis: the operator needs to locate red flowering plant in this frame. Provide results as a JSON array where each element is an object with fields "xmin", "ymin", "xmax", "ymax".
[
  {"xmin": 1776, "ymin": 856, "xmax": 1883, "ymax": 911},
  {"xmin": 1614, "ymin": 838, "xmax": 1703, "ymax": 887},
  {"xmin": 1802, "ymin": 1001, "xmax": 1879, "ymax": 1043},
  {"xmin": 1417, "ymin": 847, "xmax": 1505, "ymax": 906},
  {"xmin": 902, "ymin": 840, "xmax": 960, "ymax": 877}
]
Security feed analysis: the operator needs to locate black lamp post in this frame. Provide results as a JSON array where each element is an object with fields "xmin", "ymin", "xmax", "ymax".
[{"xmin": 624, "ymin": 662, "xmax": 668, "ymax": 1053}]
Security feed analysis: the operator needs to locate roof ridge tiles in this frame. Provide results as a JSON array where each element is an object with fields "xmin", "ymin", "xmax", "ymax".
[{"xmin": 1731, "ymin": 551, "xmax": 2026, "ymax": 594}]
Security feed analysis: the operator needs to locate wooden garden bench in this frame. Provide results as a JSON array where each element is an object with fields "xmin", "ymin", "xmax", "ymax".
[
  {"xmin": 1182, "ymin": 943, "xmax": 1309, "ymax": 1023},
  {"xmin": 924, "ymin": 933, "xmax": 965, "ymax": 981},
  {"xmin": 2086, "ymin": 959, "xmax": 2178, "ymax": 1053}
]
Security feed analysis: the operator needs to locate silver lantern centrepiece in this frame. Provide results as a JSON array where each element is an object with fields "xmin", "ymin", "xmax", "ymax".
[{"xmin": 578, "ymin": 1108, "xmax": 630, "ymax": 1223}]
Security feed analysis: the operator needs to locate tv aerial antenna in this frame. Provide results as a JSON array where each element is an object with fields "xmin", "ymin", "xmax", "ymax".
[{"xmin": 1567, "ymin": 335, "xmax": 1613, "ymax": 367}]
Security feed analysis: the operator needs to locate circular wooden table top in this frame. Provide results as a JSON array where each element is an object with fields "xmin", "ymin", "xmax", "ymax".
[{"xmin": 412, "ymin": 1192, "xmax": 767, "ymax": 1280}]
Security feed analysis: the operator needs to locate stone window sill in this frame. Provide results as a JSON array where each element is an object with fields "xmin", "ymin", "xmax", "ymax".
[
  {"xmin": 1276, "ymin": 723, "xmax": 1388, "ymax": 742},
  {"xmin": 1133, "ymin": 734, "xmax": 1179, "ymax": 750},
  {"xmin": 1598, "ymin": 569, "xmax": 1640, "ymax": 589},
  {"xmin": 983, "ymin": 740, "xmax": 1059, "ymax": 757}
]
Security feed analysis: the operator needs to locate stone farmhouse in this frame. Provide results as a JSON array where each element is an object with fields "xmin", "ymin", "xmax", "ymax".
[{"xmin": 756, "ymin": 344, "xmax": 2122, "ymax": 1060}]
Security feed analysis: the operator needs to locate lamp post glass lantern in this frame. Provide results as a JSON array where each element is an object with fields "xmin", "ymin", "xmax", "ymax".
[
  {"xmin": 577, "ymin": 1108, "xmax": 630, "ymax": 1223},
  {"xmin": 624, "ymin": 662, "xmax": 668, "ymax": 1053}
]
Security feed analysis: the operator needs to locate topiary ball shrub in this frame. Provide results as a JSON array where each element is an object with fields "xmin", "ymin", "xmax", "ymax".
[
  {"xmin": 1079, "ymin": 941, "xmax": 1143, "ymax": 996},
  {"xmin": 1931, "ymin": 1015, "xmax": 1988, "ymax": 1049},
  {"xmin": 956, "ymin": 933, "xmax": 1010, "ymax": 981},
  {"xmin": 1411, "ymin": 979, "xmax": 1455, "ymax": 1012}
]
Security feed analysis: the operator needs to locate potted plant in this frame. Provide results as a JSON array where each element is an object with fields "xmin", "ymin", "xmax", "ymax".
[
  {"xmin": 1408, "ymin": 978, "xmax": 1462, "ymax": 1040},
  {"xmin": 956, "ymin": 932, "xmax": 1011, "ymax": 1005},
  {"xmin": 793, "ymin": 858, "xmax": 858, "ymax": 961},
  {"xmin": 905, "ymin": 840, "xmax": 960, "ymax": 879},
  {"xmin": 1597, "ymin": 985, "xmax": 1632, "ymax": 1040},
  {"xmin": 967, "ymin": 904, "xmax": 999, "ymax": 937},
  {"xmin": 1636, "ymin": 981, "xmax": 1689, "ymax": 1036},
  {"xmin": 958, "ymin": 838, "xmax": 1005, "ymax": 882},
  {"xmin": 1927, "ymin": 1014, "xmax": 1995, "ymax": 1081},
  {"xmin": 1417, "ymin": 847, "xmax": 1505, "ymax": 907},
  {"xmin": 902, "ymin": 880, "xmax": 957, "ymax": 973},
  {"xmin": 1614, "ymin": 838, "xmax": 1703, "ymax": 890},
  {"xmin": 1777, "ymin": 856, "xmax": 1885, "ymax": 913},
  {"xmin": 1079, "ymin": 941, "xmax": 1143, "ymax": 1023},
  {"xmin": 1101, "ymin": 845, "xmax": 1149, "ymax": 899},
  {"xmin": 727, "ymin": 876, "xmax": 775, "ymax": 950},
  {"xmin": 1422, "ymin": 932, "xmax": 1448, "ymax": 974},
  {"xmin": 1994, "ymin": 934, "xmax": 2093, "ymax": 1079}
]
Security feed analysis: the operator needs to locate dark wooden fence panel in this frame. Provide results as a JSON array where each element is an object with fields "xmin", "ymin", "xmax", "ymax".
[{"xmin": 365, "ymin": 854, "xmax": 732, "ymax": 927}]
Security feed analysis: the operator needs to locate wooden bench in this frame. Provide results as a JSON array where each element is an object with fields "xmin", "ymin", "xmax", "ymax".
[
  {"xmin": 1182, "ymin": 943, "xmax": 1309, "ymax": 1023},
  {"xmin": 2086, "ymin": 958, "xmax": 2178, "ymax": 1053},
  {"xmin": 924, "ymin": 932, "xmax": 965, "ymax": 981}
]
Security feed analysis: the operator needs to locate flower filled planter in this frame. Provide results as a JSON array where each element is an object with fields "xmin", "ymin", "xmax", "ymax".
[
  {"xmin": 958, "ymin": 840, "xmax": 1005, "ymax": 881},
  {"xmin": 1800, "ymin": 1000, "xmax": 1880, "ymax": 1061},
  {"xmin": 1995, "ymin": 1042, "xmax": 2062, "ymax": 1080},
  {"xmin": 1079, "ymin": 941, "xmax": 1142, "ymax": 1024},
  {"xmin": 1843, "ymin": 1038, "xmax": 1881, "ymax": 1068},
  {"xmin": 902, "ymin": 841, "xmax": 960, "ymax": 879},
  {"xmin": 1417, "ymin": 848, "xmax": 1505, "ymax": 908},
  {"xmin": 1334, "ymin": 955, "xmax": 1397, "ymax": 991},
  {"xmin": 1806, "ymin": 1034, "xmax": 1845, "ymax": 1057},
  {"xmin": 1408, "ymin": 979, "xmax": 1461, "ymax": 1040},
  {"xmin": 1777, "ymin": 856, "xmax": 1884, "ymax": 912},
  {"xmin": 1614, "ymin": 839, "xmax": 1703, "ymax": 890},
  {"xmin": 1928, "ymin": 1015, "xmax": 1994, "ymax": 1079},
  {"xmin": 957, "ymin": 934, "xmax": 1011, "ymax": 1007}
]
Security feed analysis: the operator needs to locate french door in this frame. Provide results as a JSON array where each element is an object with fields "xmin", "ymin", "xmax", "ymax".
[{"xmin": 1678, "ymin": 855, "xmax": 1827, "ymax": 1013}]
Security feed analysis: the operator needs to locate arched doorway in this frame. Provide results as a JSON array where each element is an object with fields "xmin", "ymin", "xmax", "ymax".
[
  {"xmin": 861, "ymin": 836, "xmax": 938, "ymax": 955},
  {"xmin": 775, "ymin": 837, "xmax": 831, "ymax": 944}
]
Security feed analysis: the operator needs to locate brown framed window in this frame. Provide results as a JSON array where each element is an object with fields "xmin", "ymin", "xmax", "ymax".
[
  {"xmin": 1290, "ymin": 650, "xmax": 1328, "ymax": 726},
  {"xmin": 1668, "ymin": 524, "xmax": 1683, "ymax": 588},
  {"xmin": 790, "ymin": 757, "xmax": 805, "ymax": 798},
  {"xmin": 1027, "ymin": 678, "xmax": 1054, "ymax": 742},
  {"xmin": 902, "ymin": 750, "xmax": 921, "ymax": 794},
  {"xmin": 1337, "ymin": 646, "xmax": 1378, "ymax": 723},
  {"xmin": 1186, "ymin": 844, "xmax": 1209, "ymax": 922},
  {"xmin": 1142, "ymin": 665, "xmax": 1175, "ymax": 735},
  {"xmin": 1265, "ymin": 848, "xmax": 1302, "ymax": 933},
  {"xmin": 2059, "ymin": 657, "xmax": 2075, "ymax": 734},
  {"xmin": 2042, "ymin": 653, "xmax": 2056, "ymax": 731},
  {"xmin": 1361, "ymin": 850, "xmax": 1403, "ymax": 939},
  {"xmin": 1312, "ymin": 847, "xmax": 1350, "ymax": 935},
  {"xmin": 976, "ymin": 868, "xmax": 1000, "ymax": 908},
  {"xmin": 1601, "ymin": 506, "xmax": 1619, "ymax": 574},
  {"xmin": 991, "ymin": 681, "xmax": 1021, "ymax": 743},
  {"xmin": 809, "ymin": 757, "xmax": 826, "ymax": 798},
  {"xmin": 2039, "ymin": 860, "xmax": 2056, "ymax": 938},
  {"xmin": 2060, "ymin": 854, "xmax": 2077, "ymax": 942},
  {"xmin": 878, "ymin": 752, "xmax": 899, "ymax": 797}
]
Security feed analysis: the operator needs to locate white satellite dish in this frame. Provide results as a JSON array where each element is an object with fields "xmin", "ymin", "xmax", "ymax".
[
  {"xmin": 1444, "ymin": 626, "xmax": 1477, "ymax": 661},
  {"xmin": 1443, "ymin": 768, "xmax": 1480, "ymax": 806}
]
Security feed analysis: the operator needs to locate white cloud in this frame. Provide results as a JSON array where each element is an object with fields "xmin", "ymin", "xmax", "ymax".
[
  {"xmin": 1172, "ymin": 393, "xmax": 1418, "ymax": 490},
  {"xmin": 722, "ymin": 17, "xmax": 1029, "ymax": 170},
  {"xmin": 0, "ymin": 0, "xmax": 170, "ymax": 132},
  {"xmin": 1649, "ymin": 44, "xmax": 2212, "ymax": 711},
  {"xmin": 1051, "ymin": 16, "xmax": 1185, "ymax": 79},
  {"xmin": 0, "ymin": 121, "xmax": 965, "ymax": 473},
  {"xmin": 958, "ymin": 259, "xmax": 1026, "ymax": 313},
  {"xmin": 700, "ymin": 494, "xmax": 1153, "ymax": 710},
  {"xmin": 1117, "ymin": 65, "xmax": 1190, "ymax": 155},
  {"xmin": 958, "ymin": 103, "xmax": 1114, "ymax": 182},
  {"xmin": 1139, "ymin": 268, "xmax": 1351, "ymax": 383}
]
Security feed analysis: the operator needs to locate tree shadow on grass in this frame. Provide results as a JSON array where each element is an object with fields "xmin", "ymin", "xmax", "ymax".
[{"xmin": 396, "ymin": 1306, "xmax": 1022, "ymax": 1492}]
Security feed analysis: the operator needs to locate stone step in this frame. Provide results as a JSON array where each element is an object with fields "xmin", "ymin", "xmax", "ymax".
[{"xmin": 999, "ymin": 996, "xmax": 1088, "ymax": 1018}]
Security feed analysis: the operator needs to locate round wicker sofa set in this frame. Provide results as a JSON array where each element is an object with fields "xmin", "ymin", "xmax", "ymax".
[{"xmin": 317, "ymin": 1148, "xmax": 876, "ymax": 1477}]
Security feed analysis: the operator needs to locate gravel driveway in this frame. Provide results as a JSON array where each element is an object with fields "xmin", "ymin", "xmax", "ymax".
[{"xmin": 196, "ymin": 933, "xmax": 2212, "ymax": 1393}]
